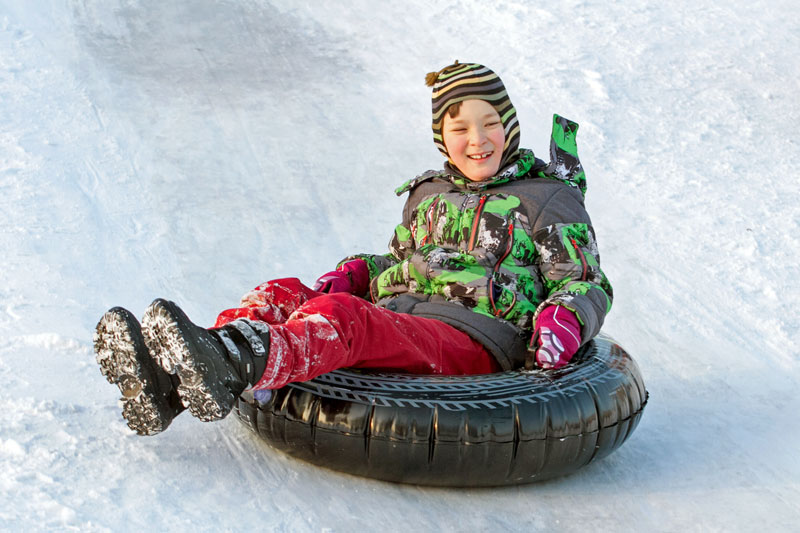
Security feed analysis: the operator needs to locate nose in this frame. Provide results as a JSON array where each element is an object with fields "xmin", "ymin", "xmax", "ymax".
[{"xmin": 467, "ymin": 125, "xmax": 488, "ymax": 146}]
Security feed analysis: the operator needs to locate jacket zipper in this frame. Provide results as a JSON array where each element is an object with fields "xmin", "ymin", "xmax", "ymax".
[
  {"xmin": 489, "ymin": 222, "xmax": 515, "ymax": 317},
  {"xmin": 420, "ymin": 197, "xmax": 440, "ymax": 246},
  {"xmin": 467, "ymin": 195, "xmax": 487, "ymax": 251},
  {"xmin": 571, "ymin": 238, "xmax": 588, "ymax": 281}
]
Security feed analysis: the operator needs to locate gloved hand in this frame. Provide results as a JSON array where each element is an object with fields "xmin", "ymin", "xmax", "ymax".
[
  {"xmin": 312, "ymin": 259, "xmax": 370, "ymax": 295},
  {"xmin": 533, "ymin": 305, "xmax": 581, "ymax": 369}
]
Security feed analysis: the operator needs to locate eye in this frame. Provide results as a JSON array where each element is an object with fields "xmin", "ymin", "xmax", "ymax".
[{"xmin": 486, "ymin": 121, "xmax": 501, "ymax": 127}]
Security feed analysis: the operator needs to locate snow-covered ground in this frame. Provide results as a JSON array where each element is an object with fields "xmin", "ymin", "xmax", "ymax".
[{"xmin": 1, "ymin": 0, "xmax": 798, "ymax": 530}]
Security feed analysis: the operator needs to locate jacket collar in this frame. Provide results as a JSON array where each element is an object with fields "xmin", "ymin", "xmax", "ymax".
[
  {"xmin": 442, "ymin": 149, "xmax": 543, "ymax": 190},
  {"xmin": 396, "ymin": 149, "xmax": 545, "ymax": 196}
]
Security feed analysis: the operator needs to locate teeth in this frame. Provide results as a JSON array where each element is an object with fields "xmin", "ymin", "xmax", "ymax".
[{"xmin": 468, "ymin": 153, "xmax": 491, "ymax": 160}]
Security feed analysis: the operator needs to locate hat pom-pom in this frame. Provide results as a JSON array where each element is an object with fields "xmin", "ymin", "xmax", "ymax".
[
  {"xmin": 425, "ymin": 71, "xmax": 439, "ymax": 87},
  {"xmin": 426, "ymin": 60, "xmax": 460, "ymax": 87}
]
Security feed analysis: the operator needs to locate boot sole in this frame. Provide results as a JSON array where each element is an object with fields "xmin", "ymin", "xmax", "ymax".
[
  {"xmin": 94, "ymin": 308, "xmax": 173, "ymax": 435},
  {"xmin": 141, "ymin": 299, "xmax": 235, "ymax": 422}
]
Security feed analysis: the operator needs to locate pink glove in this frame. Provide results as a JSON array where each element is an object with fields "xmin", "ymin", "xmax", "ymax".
[
  {"xmin": 534, "ymin": 305, "xmax": 581, "ymax": 369},
  {"xmin": 312, "ymin": 259, "xmax": 370, "ymax": 295}
]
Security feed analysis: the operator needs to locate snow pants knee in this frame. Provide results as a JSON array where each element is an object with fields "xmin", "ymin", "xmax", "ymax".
[{"xmin": 214, "ymin": 278, "xmax": 500, "ymax": 390}]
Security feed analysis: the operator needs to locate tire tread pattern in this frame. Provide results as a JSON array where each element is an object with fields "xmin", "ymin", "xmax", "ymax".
[{"xmin": 235, "ymin": 334, "xmax": 647, "ymax": 486}]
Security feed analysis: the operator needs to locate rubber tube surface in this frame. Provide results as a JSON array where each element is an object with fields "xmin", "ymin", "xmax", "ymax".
[{"xmin": 235, "ymin": 334, "xmax": 647, "ymax": 486}]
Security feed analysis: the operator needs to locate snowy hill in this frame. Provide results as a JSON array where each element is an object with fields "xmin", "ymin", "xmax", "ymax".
[{"xmin": 1, "ymin": 0, "xmax": 798, "ymax": 530}]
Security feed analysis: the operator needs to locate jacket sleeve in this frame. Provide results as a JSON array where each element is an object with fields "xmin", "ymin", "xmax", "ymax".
[
  {"xmin": 531, "ymin": 187, "xmax": 613, "ymax": 344},
  {"xmin": 337, "ymin": 253, "xmax": 397, "ymax": 282},
  {"xmin": 387, "ymin": 215, "xmax": 416, "ymax": 261}
]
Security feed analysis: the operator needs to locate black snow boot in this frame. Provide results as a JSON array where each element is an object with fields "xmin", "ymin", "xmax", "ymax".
[
  {"xmin": 94, "ymin": 307, "xmax": 185, "ymax": 435},
  {"xmin": 141, "ymin": 298, "xmax": 269, "ymax": 422}
]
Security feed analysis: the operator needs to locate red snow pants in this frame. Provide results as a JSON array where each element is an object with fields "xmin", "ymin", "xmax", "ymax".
[{"xmin": 214, "ymin": 278, "xmax": 500, "ymax": 390}]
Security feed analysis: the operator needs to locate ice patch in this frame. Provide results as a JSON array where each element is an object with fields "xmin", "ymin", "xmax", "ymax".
[
  {"xmin": 0, "ymin": 438, "xmax": 26, "ymax": 458},
  {"xmin": 582, "ymin": 69, "xmax": 609, "ymax": 101},
  {"xmin": 0, "ymin": 132, "xmax": 39, "ymax": 174},
  {"xmin": 6, "ymin": 333, "xmax": 86, "ymax": 353}
]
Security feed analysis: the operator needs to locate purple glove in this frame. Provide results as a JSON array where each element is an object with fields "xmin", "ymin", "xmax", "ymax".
[
  {"xmin": 533, "ymin": 305, "xmax": 581, "ymax": 369},
  {"xmin": 312, "ymin": 259, "xmax": 370, "ymax": 295}
]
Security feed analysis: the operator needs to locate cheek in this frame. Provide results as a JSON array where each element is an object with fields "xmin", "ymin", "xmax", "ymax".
[
  {"xmin": 490, "ymin": 129, "xmax": 506, "ymax": 149},
  {"xmin": 444, "ymin": 135, "xmax": 466, "ymax": 156}
]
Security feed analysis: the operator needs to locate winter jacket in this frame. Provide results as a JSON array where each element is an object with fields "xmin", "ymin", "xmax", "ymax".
[{"xmin": 345, "ymin": 115, "xmax": 612, "ymax": 370}]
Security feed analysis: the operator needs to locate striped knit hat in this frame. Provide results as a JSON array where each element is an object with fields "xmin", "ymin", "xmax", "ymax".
[{"xmin": 427, "ymin": 61, "xmax": 521, "ymax": 171}]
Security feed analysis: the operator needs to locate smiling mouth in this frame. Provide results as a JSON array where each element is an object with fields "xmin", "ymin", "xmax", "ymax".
[{"xmin": 467, "ymin": 152, "xmax": 493, "ymax": 161}]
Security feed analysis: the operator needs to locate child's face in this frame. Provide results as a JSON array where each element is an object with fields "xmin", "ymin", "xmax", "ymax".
[{"xmin": 442, "ymin": 99, "xmax": 505, "ymax": 182}]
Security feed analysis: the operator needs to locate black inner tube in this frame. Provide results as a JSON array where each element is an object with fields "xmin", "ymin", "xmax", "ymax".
[{"xmin": 235, "ymin": 334, "xmax": 647, "ymax": 487}]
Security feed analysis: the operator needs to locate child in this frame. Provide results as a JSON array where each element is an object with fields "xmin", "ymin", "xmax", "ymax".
[{"xmin": 94, "ymin": 61, "xmax": 613, "ymax": 436}]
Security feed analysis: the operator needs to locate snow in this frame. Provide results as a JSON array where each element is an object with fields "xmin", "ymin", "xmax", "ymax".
[{"xmin": 1, "ymin": 0, "xmax": 799, "ymax": 530}]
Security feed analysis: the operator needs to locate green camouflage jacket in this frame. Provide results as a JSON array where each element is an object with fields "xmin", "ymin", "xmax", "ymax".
[{"xmin": 345, "ymin": 115, "xmax": 612, "ymax": 366}]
